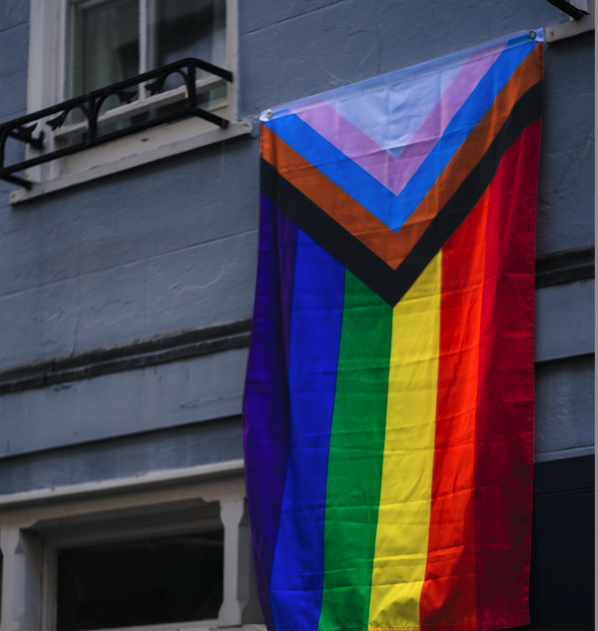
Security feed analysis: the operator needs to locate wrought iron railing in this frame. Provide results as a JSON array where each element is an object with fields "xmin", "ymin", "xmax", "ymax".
[
  {"xmin": 0, "ymin": 58, "xmax": 233, "ymax": 190},
  {"xmin": 546, "ymin": 0, "xmax": 592, "ymax": 20}
]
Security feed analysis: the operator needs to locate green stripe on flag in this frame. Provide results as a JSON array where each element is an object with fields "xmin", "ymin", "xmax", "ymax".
[{"xmin": 318, "ymin": 270, "xmax": 393, "ymax": 631}]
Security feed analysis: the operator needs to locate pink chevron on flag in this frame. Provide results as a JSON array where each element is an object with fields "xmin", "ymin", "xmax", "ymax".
[{"xmin": 293, "ymin": 39, "xmax": 507, "ymax": 196}]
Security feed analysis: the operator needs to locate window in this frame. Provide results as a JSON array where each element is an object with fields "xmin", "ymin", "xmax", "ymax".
[
  {"xmin": 0, "ymin": 462, "xmax": 264, "ymax": 630},
  {"xmin": 55, "ymin": 525, "xmax": 224, "ymax": 629},
  {"xmin": 16, "ymin": 0, "xmax": 248, "ymax": 203},
  {"xmin": 66, "ymin": 0, "xmax": 227, "ymax": 117}
]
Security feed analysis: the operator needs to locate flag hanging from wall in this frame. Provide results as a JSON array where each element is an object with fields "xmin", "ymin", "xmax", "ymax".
[{"xmin": 243, "ymin": 29, "xmax": 543, "ymax": 631}]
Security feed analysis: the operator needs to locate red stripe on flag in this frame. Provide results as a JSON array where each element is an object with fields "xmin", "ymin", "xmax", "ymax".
[
  {"xmin": 421, "ymin": 119, "xmax": 539, "ymax": 630},
  {"xmin": 474, "ymin": 119, "xmax": 539, "ymax": 630},
  {"xmin": 419, "ymin": 165, "xmax": 490, "ymax": 628}
]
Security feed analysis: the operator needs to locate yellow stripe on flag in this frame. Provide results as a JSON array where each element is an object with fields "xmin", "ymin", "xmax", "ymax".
[{"xmin": 368, "ymin": 251, "xmax": 442, "ymax": 630}]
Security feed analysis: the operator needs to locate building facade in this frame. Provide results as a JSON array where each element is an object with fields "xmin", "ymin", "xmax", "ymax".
[{"xmin": 0, "ymin": 1, "xmax": 594, "ymax": 630}]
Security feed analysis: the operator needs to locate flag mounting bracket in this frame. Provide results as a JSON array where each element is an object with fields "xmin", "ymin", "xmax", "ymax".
[
  {"xmin": 546, "ymin": 0, "xmax": 592, "ymax": 19},
  {"xmin": 545, "ymin": 0, "xmax": 595, "ymax": 41}
]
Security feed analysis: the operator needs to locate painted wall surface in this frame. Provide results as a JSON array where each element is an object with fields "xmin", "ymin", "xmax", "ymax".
[
  {"xmin": 535, "ymin": 355, "xmax": 595, "ymax": 462},
  {"xmin": 535, "ymin": 279, "xmax": 594, "ymax": 362},
  {"xmin": 0, "ymin": 0, "xmax": 594, "ymax": 493},
  {"xmin": 0, "ymin": 141, "xmax": 259, "ymax": 368},
  {"xmin": 0, "ymin": 349, "xmax": 248, "ymax": 457},
  {"xmin": 0, "ymin": 417, "xmax": 244, "ymax": 495}
]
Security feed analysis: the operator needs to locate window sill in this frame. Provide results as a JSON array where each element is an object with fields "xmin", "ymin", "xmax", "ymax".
[{"xmin": 9, "ymin": 115, "xmax": 255, "ymax": 205}]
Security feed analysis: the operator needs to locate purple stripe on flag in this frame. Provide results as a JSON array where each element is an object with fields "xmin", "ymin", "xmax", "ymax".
[
  {"xmin": 293, "ymin": 40, "xmax": 506, "ymax": 196},
  {"xmin": 243, "ymin": 193, "xmax": 298, "ymax": 630}
]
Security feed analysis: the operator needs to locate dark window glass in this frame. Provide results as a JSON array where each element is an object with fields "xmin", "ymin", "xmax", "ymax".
[
  {"xmin": 71, "ymin": 0, "xmax": 139, "ymax": 106},
  {"xmin": 149, "ymin": 0, "xmax": 226, "ymax": 93},
  {"xmin": 66, "ymin": 0, "xmax": 226, "ymax": 125},
  {"xmin": 151, "ymin": 0, "xmax": 225, "ymax": 68},
  {"xmin": 56, "ymin": 530, "xmax": 223, "ymax": 630}
]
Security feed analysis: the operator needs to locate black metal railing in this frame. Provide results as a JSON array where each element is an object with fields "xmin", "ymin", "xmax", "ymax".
[
  {"xmin": 0, "ymin": 58, "xmax": 233, "ymax": 190},
  {"xmin": 546, "ymin": 0, "xmax": 592, "ymax": 19}
]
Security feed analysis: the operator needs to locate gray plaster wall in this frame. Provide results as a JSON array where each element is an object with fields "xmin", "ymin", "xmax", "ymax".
[
  {"xmin": 0, "ymin": 1, "xmax": 28, "ymax": 125},
  {"xmin": 0, "ymin": 416, "xmax": 243, "ymax": 496},
  {"xmin": 535, "ymin": 279, "xmax": 594, "ymax": 362},
  {"xmin": 0, "ymin": 348, "xmax": 247, "ymax": 458},
  {"xmin": 0, "ymin": 1, "xmax": 28, "ymax": 173},
  {"xmin": 535, "ymin": 354, "xmax": 595, "ymax": 462},
  {"xmin": 0, "ymin": 0, "xmax": 594, "ymax": 493},
  {"xmin": 0, "ymin": 141, "xmax": 259, "ymax": 369}
]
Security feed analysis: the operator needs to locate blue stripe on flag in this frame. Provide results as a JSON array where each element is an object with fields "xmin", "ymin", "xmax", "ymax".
[
  {"xmin": 397, "ymin": 38, "xmax": 536, "ymax": 218},
  {"xmin": 269, "ymin": 229, "xmax": 345, "ymax": 631},
  {"xmin": 264, "ymin": 38, "xmax": 536, "ymax": 232}
]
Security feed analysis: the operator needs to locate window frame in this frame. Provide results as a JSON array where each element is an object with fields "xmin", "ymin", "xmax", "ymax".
[
  {"xmin": 44, "ymin": 504, "xmax": 225, "ymax": 629},
  {"xmin": 14, "ymin": 0, "xmax": 248, "ymax": 204},
  {"xmin": 0, "ymin": 460, "xmax": 264, "ymax": 631}
]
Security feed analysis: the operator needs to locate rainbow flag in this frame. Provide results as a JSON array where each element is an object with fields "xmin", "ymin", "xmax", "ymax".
[{"xmin": 243, "ymin": 30, "xmax": 543, "ymax": 631}]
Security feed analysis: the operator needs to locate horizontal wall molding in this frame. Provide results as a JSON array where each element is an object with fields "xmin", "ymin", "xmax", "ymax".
[
  {"xmin": 0, "ymin": 245, "xmax": 593, "ymax": 395},
  {"xmin": 0, "ymin": 318, "xmax": 251, "ymax": 396},
  {"xmin": 0, "ymin": 349, "xmax": 248, "ymax": 458},
  {"xmin": 1, "ymin": 452, "xmax": 591, "ymax": 510},
  {"xmin": 535, "ymin": 244, "xmax": 594, "ymax": 288},
  {"xmin": 0, "ymin": 458, "xmax": 245, "ymax": 510}
]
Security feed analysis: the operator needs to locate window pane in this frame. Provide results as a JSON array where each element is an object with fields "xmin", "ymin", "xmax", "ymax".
[
  {"xmin": 70, "ymin": 0, "xmax": 139, "ymax": 102},
  {"xmin": 149, "ymin": 0, "xmax": 226, "ymax": 90},
  {"xmin": 56, "ymin": 530, "xmax": 224, "ymax": 630}
]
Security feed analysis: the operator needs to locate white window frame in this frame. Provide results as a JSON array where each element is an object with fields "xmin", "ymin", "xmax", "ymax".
[
  {"xmin": 11, "ymin": 0, "xmax": 250, "ymax": 205},
  {"xmin": 0, "ymin": 460, "xmax": 265, "ymax": 631}
]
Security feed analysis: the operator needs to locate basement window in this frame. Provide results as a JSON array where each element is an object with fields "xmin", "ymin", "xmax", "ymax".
[
  {"xmin": 0, "ymin": 465, "xmax": 262, "ymax": 630},
  {"xmin": 56, "ymin": 531, "xmax": 224, "ymax": 630}
]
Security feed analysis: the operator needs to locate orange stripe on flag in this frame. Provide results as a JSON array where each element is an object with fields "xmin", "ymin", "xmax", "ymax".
[
  {"xmin": 260, "ymin": 124, "xmax": 405, "ymax": 269},
  {"xmin": 396, "ymin": 44, "xmax": 543, "ymax": 271},
  {"xmin": 260, "ymin": 43, "xmax": 542, "ymax": 275}
]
